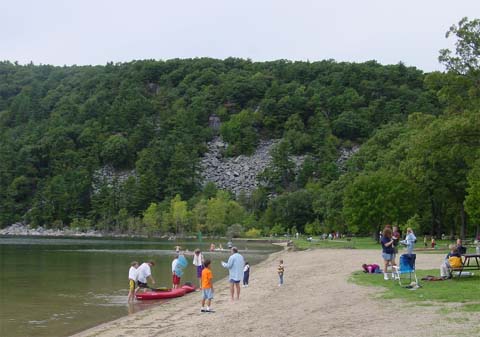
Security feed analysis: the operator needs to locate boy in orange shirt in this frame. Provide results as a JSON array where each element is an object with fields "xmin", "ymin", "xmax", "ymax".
[{"xmin": 201, "ymin": 259, "xmax": 214, "ymax": 313}]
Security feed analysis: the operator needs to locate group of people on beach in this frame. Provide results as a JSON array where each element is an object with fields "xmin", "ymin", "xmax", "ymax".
[{"xmin": 126, "ymin": 245, "xmax": 285, "ymax": 313}]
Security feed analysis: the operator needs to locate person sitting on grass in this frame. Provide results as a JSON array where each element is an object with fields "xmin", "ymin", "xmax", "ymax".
[{"xmin": 440, "ymin": 244, "xmax": 462, "ymax": 279}]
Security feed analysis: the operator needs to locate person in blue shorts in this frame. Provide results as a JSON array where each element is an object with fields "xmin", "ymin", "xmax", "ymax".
[
  {"xmin": 221, "ymin": 247, "xmax": 244, "ymax": 301},
  {"xmin": 201, "ymin": 260, "xmax": 214, "ymax": 313},
  {"xmin": 381, "ymin": 228, "xmax": 395, "ymax": 280}
]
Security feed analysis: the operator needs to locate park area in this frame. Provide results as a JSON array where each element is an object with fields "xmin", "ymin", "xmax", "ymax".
[{"xmin": 75, "ymin": 241, "xmax": 479, "ymax": 337}]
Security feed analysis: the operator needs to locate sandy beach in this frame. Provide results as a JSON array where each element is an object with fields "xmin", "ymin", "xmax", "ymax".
[{"xmin": 73, "ymin": 246, "xmax": 478, "ymax": 337}]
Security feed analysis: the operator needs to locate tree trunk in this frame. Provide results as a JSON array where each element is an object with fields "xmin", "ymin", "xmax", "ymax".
[{"xmin": 459, "ymin": 203, "xmax": 466, "ymax": 240}]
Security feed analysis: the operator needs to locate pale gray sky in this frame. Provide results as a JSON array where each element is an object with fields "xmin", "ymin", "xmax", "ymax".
[{"xmin": 1, "ymin": 0, "xmax": 479, "ymax": 71}]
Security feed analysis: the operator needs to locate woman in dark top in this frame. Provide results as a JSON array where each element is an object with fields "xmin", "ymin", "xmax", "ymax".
[{"xmin": 381, "ymin": 228, "xmax": 395, "ymax": 280}]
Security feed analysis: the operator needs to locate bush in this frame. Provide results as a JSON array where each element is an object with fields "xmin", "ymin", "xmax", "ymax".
[
  {"xmin": 226, "ymin": 224, "xmax": 244, "ymax": 238},
  {"xmin": 245, "ymin": 228, "xmax": 262, "ymax": 238}
]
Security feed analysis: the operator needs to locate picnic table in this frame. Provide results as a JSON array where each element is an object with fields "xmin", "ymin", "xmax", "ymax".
[{"xmin": 452, "ymin": 254, "xmax": 480, "ymax": 277}]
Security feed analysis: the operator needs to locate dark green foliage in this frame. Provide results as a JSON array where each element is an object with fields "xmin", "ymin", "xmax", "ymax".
[{"xmin": 0, "ymin": 57, "xmax": 446, "ymax": 234}]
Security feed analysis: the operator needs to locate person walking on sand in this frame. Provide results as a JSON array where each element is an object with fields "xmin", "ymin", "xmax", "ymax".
[
  {"xmin": 127, "ymin": 261, "xmax": 139, "ymax": 302},
  {"xmin": 221, "ymin": 247, "xmax": 244, "ymax": 301},
  {"xmin": 200, "ymin": 259, "xmax": 214, "ymax": 313},
  {"xmin": 277, "ymin": 259, "xmax": 285, "ymax": 286},
  {"xmin": 243, "ymin": 262, "xmax": 250, "ymax": 287},
  {"xmin": 193, "ymin": 248, "xmax": 204, "ymax": 289}
]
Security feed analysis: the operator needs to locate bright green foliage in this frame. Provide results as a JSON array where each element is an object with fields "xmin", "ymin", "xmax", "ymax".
[
  {"xmin": 169, "ymin": 194, "xmax": 189, "ymax": 235},
  {"xmin": 304, "ymin": 219, "xmax": 322, "ymax": 235},
  {"xmin": 142, "ymin": 202, "xmax": 160, "ymax": 235},
  {"xmin": 244, "ymin": 228, "xmax": 262, "ymax": 238}
]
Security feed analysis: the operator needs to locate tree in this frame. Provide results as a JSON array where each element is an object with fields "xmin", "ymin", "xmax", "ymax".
[
  {"xmin": 101, "ymin": 134, "xmax": 130, "ymax": 168},
  {"xmin": 143, "ymin": 202, "xmax": 160, "ymax": 235},
  {"xmin": 439, "ymin": 17, "xmax": 480, "ymax": 76},
  {"xmin": 169, "ymin": 194, "xmax": 189, "ymax": 235},
  {"xmin": 465, "ymin": 159, "xmax": 480, "ymax": 237},
  {"xmin": 205, "ymin": 190, "xmax": 230, "ymax": 234},
  {"xmin": 260, "ymin": 141, "xmax": 296, "ymax": 192},
  {"xmin": 220, "ymin": 109, "xmax": 259, "ymax": 156},
  {"xmin": 343, "ymin": 170, "xmax": 418, "ymax": 238}
]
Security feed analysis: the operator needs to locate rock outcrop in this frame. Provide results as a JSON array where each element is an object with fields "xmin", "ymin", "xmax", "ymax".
[
  {"xmin": 200, "ymin": 138, "xmax": 278, "ymax": 195},
  {"xmin": 200, "ymin": 137, "xmax": 306, "ymax": 195},
  {"xmin": 0, "ymin": 223, "xmax": 103, "ymax": 237}
]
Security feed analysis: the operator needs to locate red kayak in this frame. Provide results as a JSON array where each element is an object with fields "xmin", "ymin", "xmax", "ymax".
[{"xmin": 135, "ymin": 284, "xmax": 196, "ymax": 300}]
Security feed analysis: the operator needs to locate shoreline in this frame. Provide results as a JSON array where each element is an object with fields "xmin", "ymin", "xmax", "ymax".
[
  {"xmin": 72, "ymin": 244, "xmax": 287, "ymax": 337},
  {"xmin": 0, "ymin": 224, "xmax": 289, "ymax": 244},
  {"xmin": 71, "ymin": 247, "xmax": 478, "ymax": 337}
]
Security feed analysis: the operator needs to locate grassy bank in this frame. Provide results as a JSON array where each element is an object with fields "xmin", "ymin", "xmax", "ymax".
[
  {"xmin": 350, "ymin": 269, "xmax": 480, "ymax": 312},
  {"xmin": 293, "ymin": 237, "xmax": 469, "ymax": 252}
]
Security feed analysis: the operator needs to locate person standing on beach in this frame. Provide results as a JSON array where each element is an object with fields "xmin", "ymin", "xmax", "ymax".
[
  {"xmin": 243, "ymin": 262, "xmax": 250, "ymax": 287},
  {"xmin": 193, "ymin": 249, "xmax": 204, "ymax": 289},
  {"xmin": 200, "ymin": 259, "xmax": 214, "ymax": 313},
  {"xmin": 277, "ymin": 259, "xmax": 285, "ymax": 286},
  {"xmin": 136, "ymin": 261, "xmax": 155, "ymax": 290},
  {"xmin": 221, "ymin": 247, "xmax": 244, "ymax": 301},
  {"xmin": 127, "ymin": 261, "xmax": 139, "ymax": 302},
  {"xmin": 172, "ymin": 255, "xmax": 180, "ymax": 289}
]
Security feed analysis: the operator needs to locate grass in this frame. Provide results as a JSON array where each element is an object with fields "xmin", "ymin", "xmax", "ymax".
[
  {"xmin": 293, "ymin": 237, "xmax": 470, "ymax": 253},
  {"xmin": 294, "ymin": 237, "xmax": 379, "ymax": 250},
  {"xmin": 350, "ymin": 268, "xmax": 480, "ymax": 312}
]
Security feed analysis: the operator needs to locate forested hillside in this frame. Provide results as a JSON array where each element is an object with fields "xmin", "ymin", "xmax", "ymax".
[{"xmin": 1, "ymin": 18, "xmax": 479, "ymax": 239}]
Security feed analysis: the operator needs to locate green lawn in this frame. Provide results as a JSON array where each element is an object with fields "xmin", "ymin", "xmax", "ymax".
[
  {"xmin": 293, "ymin": 237, "xmax": 468, "ymax": 253},
  {"xmin": 350, "ymin": 269, "xmax": 480, "ymax": 312},
  {"xmin": 294, "ymin": 237, "xmax": 379, "ymax": 249}
]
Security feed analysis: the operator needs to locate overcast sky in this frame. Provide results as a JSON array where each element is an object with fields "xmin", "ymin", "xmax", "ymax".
[{"xmin": 1, "ymin": 0, "xmax": 479, "ymax": 71}]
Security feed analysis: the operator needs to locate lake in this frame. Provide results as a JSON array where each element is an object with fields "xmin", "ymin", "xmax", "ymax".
[{"xmin": 0, "ymin": 236, "xmax": 280, "ymax": 337}]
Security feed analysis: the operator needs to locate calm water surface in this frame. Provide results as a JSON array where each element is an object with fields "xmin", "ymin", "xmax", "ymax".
[{"xmin": 0, "ymin": 236, "xmax": 279, "ymax": 337}]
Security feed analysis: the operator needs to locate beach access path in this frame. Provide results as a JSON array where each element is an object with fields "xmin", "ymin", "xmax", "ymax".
[{"xmin": 73, "ymin": 247, "xmax": 478, "ymax": 337}]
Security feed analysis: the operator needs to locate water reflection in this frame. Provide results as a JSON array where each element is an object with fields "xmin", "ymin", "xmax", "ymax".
[{"xmin": 0, "ymin": 237, "xmax": 280, "ymax": 337}]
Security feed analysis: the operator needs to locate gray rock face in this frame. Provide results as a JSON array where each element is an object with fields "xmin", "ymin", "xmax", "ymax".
[
  {"xmin": 92, "ymin": 165, "xmax": 137, "ymax": 193},
  {"xmin": 0, "ymin": 223, "xmax": 102, "ymax": 237},
  {"xmin": 336, "ymin": 145, "xmax": 360, "ymax": 171},
  {"xmin": 200, "ymin": 137, "xmax": 306, "ymax": 195},
  {"xmin": 200, "ymin": 137, "xmax": 278, "ymax": 195}
]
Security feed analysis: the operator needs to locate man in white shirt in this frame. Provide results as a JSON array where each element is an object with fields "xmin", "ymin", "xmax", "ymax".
[{"xmin": 136, "ymin": 261, "xmax": 155, "ymax": 291}]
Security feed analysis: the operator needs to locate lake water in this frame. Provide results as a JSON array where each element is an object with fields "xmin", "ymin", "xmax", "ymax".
[{"xmin": 0, "ymin": 236, "xmax": 279, "ymax": 337}]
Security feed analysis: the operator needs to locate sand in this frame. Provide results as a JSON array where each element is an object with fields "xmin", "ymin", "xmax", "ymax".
[{"xmin": 73, "ymin": 246, "xmax": 479, "ymax": 337}]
